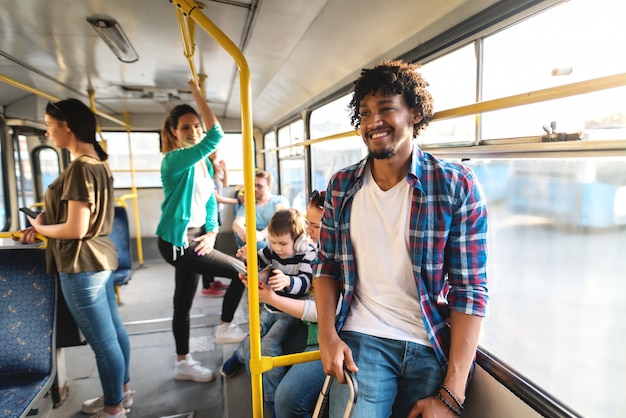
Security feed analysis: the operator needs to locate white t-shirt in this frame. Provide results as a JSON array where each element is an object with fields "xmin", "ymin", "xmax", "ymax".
[
  {"xmin": 189, "ymin": 161, "xmax": 215, "ymax": 228},
  {"xmin": 344, "ymin": 164, "xmax": 430, "ymax": 346}
]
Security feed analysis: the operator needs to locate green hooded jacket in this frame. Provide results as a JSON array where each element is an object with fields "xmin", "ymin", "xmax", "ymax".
[{"xmin": 156, "ymin": 123, "xmax": 223, "ymax": 247}]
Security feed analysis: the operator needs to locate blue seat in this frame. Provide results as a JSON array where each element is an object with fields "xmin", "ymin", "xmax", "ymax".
[
  {"xmin": 0, "ymin": 246, "xmax": 56, "ymax": 418},
  {"xmin": 109, "ymin": 205, "xmax": 133, "ymax": 305}
]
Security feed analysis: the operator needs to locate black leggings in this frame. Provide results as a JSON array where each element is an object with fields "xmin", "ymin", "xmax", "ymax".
[{"xmin": 158, "ymin": 229, "xmax": 245, "ymax": 355}]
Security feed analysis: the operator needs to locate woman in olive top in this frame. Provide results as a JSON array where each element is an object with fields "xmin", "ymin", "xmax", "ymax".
[{"xmin": 17, "ymin": 98, "xmax": 133, "ymax": 418}]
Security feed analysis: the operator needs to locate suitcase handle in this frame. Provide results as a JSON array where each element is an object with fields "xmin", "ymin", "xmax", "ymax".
[{"xmin": 313, "ymin": 368, "xmax": 358, "ymax": 418}]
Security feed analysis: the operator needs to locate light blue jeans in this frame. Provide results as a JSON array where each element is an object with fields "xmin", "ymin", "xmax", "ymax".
[
  {"xmin": 237, "ymin": 309, "xmax": 302, "ymax": 415},
  {"xmin": 329, "ymin": 331, "xmax": 445, "ymax": 418},
  {"xmin": 59, "ymin": 270, "xmax": 131, "ymax": 407},
  {"xmin": 274, "ymin": 346, "xmax": 325, "ymax": 418},
  {"xmin": 234, "ymin": 232, "xmax": 267, "ymax": 251}
]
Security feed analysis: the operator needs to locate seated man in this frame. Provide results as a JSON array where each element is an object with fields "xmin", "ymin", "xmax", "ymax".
[{"xmin": 232, "ymin": 170, "xmax": 289, "ymax": 250}]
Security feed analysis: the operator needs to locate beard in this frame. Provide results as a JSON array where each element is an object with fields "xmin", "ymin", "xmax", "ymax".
[{"xmin": 368, "ymin": 145, "xmax": 397, "ymax": 160}]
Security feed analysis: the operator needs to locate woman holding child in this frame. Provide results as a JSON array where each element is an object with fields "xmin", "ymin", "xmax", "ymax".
[
  {"xmin": 222, "ymin": 191, "xmax": 328, "ymax": 417},
  {"xmin": 220, "ymin": 206, "xmax": 318, "ymax": 416}
]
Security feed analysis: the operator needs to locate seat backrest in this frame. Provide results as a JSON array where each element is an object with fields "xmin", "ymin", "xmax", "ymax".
[
  {"xmin": 0, "ymin": 245, "xmax": 56, "ymax": 417},
  {"xmin": 110, "ymin": 205, "xmax": 132, "ymax": 285},
  {"xmin": 215, "ymin": 185, "xmax": 240, "ymax": 256}
]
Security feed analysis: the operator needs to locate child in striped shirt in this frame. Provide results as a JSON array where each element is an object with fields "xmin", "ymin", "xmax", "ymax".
[{"xmin": 220, "ymin": 208, "xmax": 316, "ymax": 415}]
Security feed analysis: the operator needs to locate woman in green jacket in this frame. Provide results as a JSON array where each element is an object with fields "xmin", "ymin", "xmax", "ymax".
[{"xmin": 156, "ymin": 81, "xmax": 246, "ymax": 383}]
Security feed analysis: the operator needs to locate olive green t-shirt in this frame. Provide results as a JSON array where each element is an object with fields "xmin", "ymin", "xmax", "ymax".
[{"xmin": 44, "ymin": 155, "xmax": 118, "ymax": 274}]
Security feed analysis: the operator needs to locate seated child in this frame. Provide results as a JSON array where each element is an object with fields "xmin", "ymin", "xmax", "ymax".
[{"xmin": 220, "ymin": 208, "xmax": 316, "ymax": 415}]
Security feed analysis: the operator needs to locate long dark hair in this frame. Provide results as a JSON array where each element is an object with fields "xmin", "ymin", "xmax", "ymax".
[
  {"xmin": 46, "ymin": 99, "xmax": 109, "ymax": 161},
  {"xmin": 309, "ymin": 190, "xmax": 326, "ymax": 210},
  {"xmin": 161, "ymin": 104, "xmax": 200, "ymax": 153}
]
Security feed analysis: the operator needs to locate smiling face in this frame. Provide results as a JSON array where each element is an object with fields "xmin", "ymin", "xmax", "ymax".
[
  {"xmin": 358, "ymin": 91, "xmax": 422, "ymax": 160},
  {"xmin": 171, "ymin": 112, "xmax": 203, "ymax": 146},
  {"xmin": 268, "ymin": 232, "xmax": 295, "ymax": 259}
]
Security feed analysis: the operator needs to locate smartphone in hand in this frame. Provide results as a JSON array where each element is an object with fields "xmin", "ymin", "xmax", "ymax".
[
  {"xmin": 257, "ymin": 267, "xmax": 271, "ymax": 285},
  {"xmin": 19, "ymin": 207, "xmax": 41, "ymax": 218},
  {"xmin": 231, "ymin": 261, "xmax": 248, "ymax": 275},
  {"xmin": 232, "ymin": 262, "xmax": 271, "ymax": 286}
]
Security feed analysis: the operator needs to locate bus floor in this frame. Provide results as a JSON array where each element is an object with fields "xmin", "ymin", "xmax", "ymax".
[{"xmin": 47, "ymin": 259, "xmax": 250, "ymax": 418}]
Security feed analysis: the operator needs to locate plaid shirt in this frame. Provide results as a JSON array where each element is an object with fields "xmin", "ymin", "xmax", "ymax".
[{"xmin": 314, "ymin": 143, "xmax": 489, "ymax": 369}]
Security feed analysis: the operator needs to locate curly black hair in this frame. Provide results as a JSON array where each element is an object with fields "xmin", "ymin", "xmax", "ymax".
[{"xmin": 348, "ymin": 60, "xmax": 434, "ymax": 138}]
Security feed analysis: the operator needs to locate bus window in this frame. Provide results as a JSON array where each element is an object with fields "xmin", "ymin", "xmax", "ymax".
[
  {"xmin": 309, "ymin": 94, "xmax": 353, "ymax": 139},
  {"xmin": 310, "ymin": 95, "xmax": 365, "ymax": 192},
  {"xmin": 281, "ymin": 158, "xmax": 306, "ymax": 213},
  {"xmin": 104, "ymin": 130, "xmax": 246, "ymax": 189},
  {"xmin": 278, "ymin": 120, "xmax": 305, "ymax": 205},
  {"xmin": 220, "ymin": 133, "xmax": 244, "ymax": 186},
  {"xmin": 482, "ymin": 0, "xmax": 626, "ymax": 140},
  {"xmin": 419, "ymin": 43, "xmax": 477, "ymax": 146},
  {"xmin": 14, "ymin": 134, "xmax": 34, "ymax": 210},
  {"xmin": 461, "ymin": 156, "xmax": 626, "ymax": 418},
  {"xmin": 34, "ymin": 146, "xmax": 60, "ymax": 198},
  {"xmin": 264, "ymin": 131, "xmax": 279, "ymax": 194},
  {"xmin": 104, "ymin": 132, "xmax": 162, "ymax": 188},
  {"xmin": 278, "ymin": 120, "xmax": 304, "ymax": 158},
  {"xmin": 310, "ymin": 137, "xmax": 364, "ymax": 194}
]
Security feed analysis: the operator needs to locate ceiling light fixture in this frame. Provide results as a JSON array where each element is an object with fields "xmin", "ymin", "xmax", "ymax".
[{"xmin": 87, "ymin": 15, "xmax": 139, "ymax": 63}]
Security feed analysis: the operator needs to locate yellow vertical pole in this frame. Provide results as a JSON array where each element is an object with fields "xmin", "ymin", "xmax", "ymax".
[
  {"xmin": 124, "ymin": 111, "xmax": 144, "ymax": 266},
  {"xmin": 171, "ymin": 1, "xmax": 264, "ymax": 416}
]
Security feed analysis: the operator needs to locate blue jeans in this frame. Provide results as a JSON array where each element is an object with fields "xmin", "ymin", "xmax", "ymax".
[
  {"xmin": 237, "ymin": 309, "xmax": 302, "ymax": 414},
  {"xmin": 274, "ymin": 346, "xmax": 325, "ymax": 418},
  {"xmin": 59, "ymin": 270, "xmax": 131, "ymax": 407},
  {"xmin": 234, "ymin": 232, "xmax": 268, "ymax": 251},
  {"xmin": 329, "ymin": 331, "xmax": 445, "ymax": 418}
]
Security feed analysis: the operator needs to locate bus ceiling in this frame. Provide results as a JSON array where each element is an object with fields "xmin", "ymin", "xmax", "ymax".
[{"xmin": 0, "ymin": 0, "xmax": 550, "ymax": 132}]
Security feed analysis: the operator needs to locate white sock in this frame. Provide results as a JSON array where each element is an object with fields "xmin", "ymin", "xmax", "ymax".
[{"xmin": 103, "ymin": 410, "xmax": 124, "ymax": 418}]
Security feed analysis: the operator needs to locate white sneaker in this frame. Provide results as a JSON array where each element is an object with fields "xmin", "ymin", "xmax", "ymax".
[
  {"xmin": 233, "ymin": 289, "xmax": 249, "ymax": 325},
  {"xmin": 89, "ymin": 408, "xmax": 130, "ymax": 418},
  {"xmin": 233, "ymin": 309, "xmax": 249, "ymax": 325},
  {"xmin": 174, "ymin": 354, "xmax": 215, "ymax": 382},
  {"xmin": 215, "ymin": 323, "xmax": 247, "ymax": 344},
  {"xmin": 82, "ymin": 391, "xmax": 135, "ymax": 414}
]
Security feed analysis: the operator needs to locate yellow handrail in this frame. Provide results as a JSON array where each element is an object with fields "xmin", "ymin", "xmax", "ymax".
[
  {"xmin": 170, "ymin": 1, "xmax": 263, "ymax": 415},
  {"xmin": 0, "ymin": 73, "xmax": 127, "ymax": 127},
  {"xmin": 260, "ymin": 72, "xmax": 626, "ymax": 153},
  {"xmin": 0, "ymin": 231, "xmax": 48, "ymax": 248},
  {"xmin": 435, "ymin": 72, "xmax": 626, "ymax": 122}
]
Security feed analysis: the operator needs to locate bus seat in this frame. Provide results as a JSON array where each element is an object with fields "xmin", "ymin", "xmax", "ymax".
[
  {"xmin": 0, "ymin": 246, "xmax": 56, "ymax": 418},
  {"xmin": 214, "ymin": 185, "xmax": 241, "ymax": 257},
  {"xmin": 110, "ymin": 205, "xmax": 133, "ymax": 305}
]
